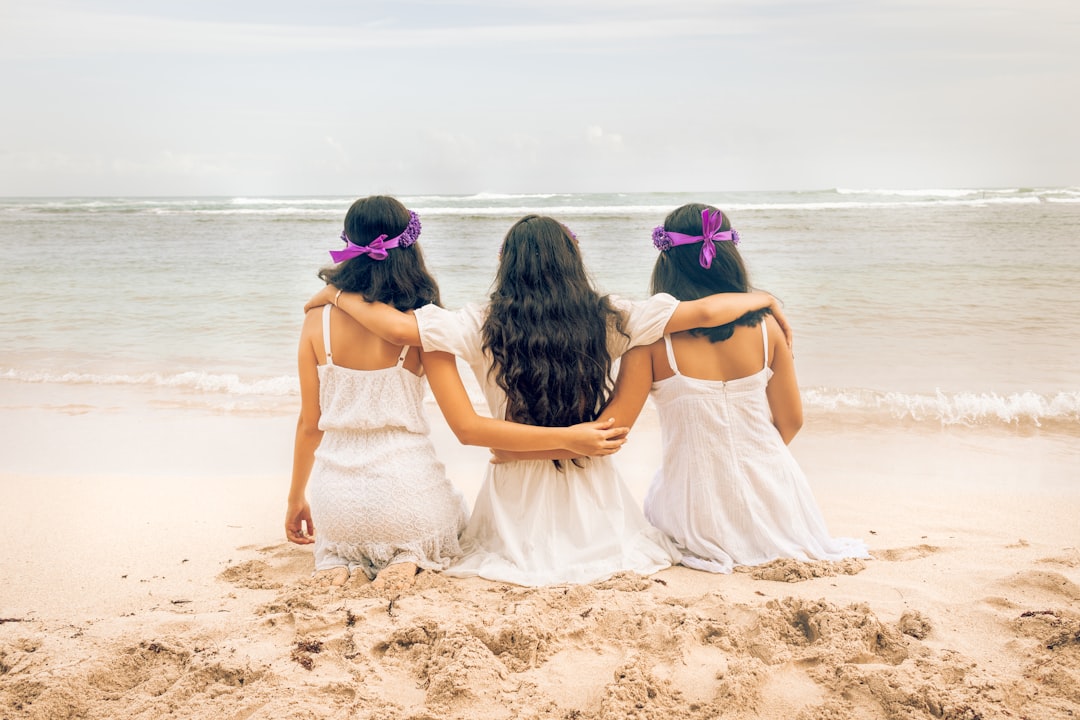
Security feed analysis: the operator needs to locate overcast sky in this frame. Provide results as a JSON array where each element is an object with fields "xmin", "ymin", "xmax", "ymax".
[{"xmin": 1, "ymin": 0, "xmax": 1077, "ymax": 196}]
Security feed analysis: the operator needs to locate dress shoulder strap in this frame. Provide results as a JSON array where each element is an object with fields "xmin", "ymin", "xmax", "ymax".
[
  {"xmin": 760, "ymin": 320, "xmax": 769, "ymax": 370},
  {"xmin": 662, "ymin": 335, "xmax": 681, "ymax": 375},
  {"xmin": 396, "ymin": 345, "xmax": 425, "ymax": 377},
  {"xmin": 321, "ymin": 304, "xmax": 334, "ymax": 366}
]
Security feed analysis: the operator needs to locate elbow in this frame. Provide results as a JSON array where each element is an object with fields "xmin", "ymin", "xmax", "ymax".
[
  {"xmin": 451, "ymin": 422, "xmax": 486, "ymax": 448},
  {"xmin": 383, "ymin": 317, "xmax": 421, "ymax": 347},
  {"xmin": 775, "ymin": 414, "xmax": 803, "ymax": 445},
  {"xmin": 296, "ymin": 414, "xmax": 323, "ymax": 439},
  {"xmin": 386, "ymin": 323, "xmax": 417, "ymax": 347}
]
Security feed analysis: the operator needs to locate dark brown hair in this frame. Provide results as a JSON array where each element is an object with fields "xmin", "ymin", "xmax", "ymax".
[
  {"xmin": 318, "ymin": 195, "xmax": 440, "ymax": 311},
  {"xmin": 482, "ymin": 216, "xmax": 627, "ymax": 467},
  {"xmin": 650, "ymin": 203, "xmax": 767, "ymax": 342}
]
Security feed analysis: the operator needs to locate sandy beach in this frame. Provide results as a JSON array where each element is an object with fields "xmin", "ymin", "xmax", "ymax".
[{"xmin": 1, "ymin": 394, "xmax": 1078, "ymax": 720}]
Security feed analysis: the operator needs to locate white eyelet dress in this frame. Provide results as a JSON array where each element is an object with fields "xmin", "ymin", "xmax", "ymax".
[
  {"xmin": 414, "ymin": 295, "xmax": 682, "ymax": 587},
  {"xmin": 307, "ymin": 305, "xmax": 468, "ymax": 579},
  {"xmin": 644, "ymin": 321, "xmax": 869, "ymax": 573}
]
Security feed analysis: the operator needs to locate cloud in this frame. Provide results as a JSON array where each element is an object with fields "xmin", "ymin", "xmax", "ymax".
[
  {"xmin": 2, "ymin": 0, "xmax": 1077, "ymax": 194},
  {"xmin": 587, "ymin": 126, "xmax": 624, "ymax": 150},
  {"xmin": 0, "ymin": 3, "xmax": 758, "ymax": 59}
]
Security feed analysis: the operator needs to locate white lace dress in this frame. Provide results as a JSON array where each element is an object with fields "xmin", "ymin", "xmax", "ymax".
[
  {"xmin": 644, "ymin": 323, "xmax": 869, "ymax": 573},
  {"xmin": 308, "ymin": 305, "xmax": 468, "ymax": 579},
  {"xmin": 414, "ymin": 295, "xmax": 682, "ymax": 587}
]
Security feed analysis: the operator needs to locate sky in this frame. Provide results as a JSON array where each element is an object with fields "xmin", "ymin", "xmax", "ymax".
[{"xmin": 1, "ymin": 0, "xmax": 1077, "ymax": 196}]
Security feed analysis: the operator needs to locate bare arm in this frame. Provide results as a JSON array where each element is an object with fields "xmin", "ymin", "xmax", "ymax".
[
  {"xmin": 666, "ymin": 291, "xmax": 793, "ymax": 349},
  {"xmin": 490, "ymin": 344, "xmax": 655, "ymax": 462},
  {"xmin": 423, "ymin": 350, "xmax": 629, "ymax": 455},
  {"xmin": 286, "ymin": 311, "xmax": 324, "ymax": 545},
  {"xmin": 304, "ymin": 285, "xmax": 421, "ymax": 347},
  {"xmin": 763, "ymin": 314, "xmax": 803, "ymax": 444}
]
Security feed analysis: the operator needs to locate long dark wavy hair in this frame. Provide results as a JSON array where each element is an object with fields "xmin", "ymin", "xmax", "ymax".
[
  {"xmin": 318, "ymin": 196, "xmax": 441, "ymax": 311},
  {"xmin": 650, "ymin": 203, "xmax": 767, "ymax": 342},
  {"xmin": 482, "ymin": 216, "xmax": 627, "ymax": 465}
]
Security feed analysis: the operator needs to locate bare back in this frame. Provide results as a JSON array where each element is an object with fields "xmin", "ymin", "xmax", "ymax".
[
  {"xmin": 651, "ymin": 320, "xmax": 773, "ymax": 382},
  {"xmin": 311, "ymin": 306, "xmax": 422, "ymax": 375},
  {"xmin": 648, "ymin": 314, "xmax": 802, "ymax": 444}
]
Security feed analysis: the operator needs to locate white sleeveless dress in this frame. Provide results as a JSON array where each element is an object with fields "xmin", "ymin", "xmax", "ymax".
[
  {"xmin": 644, "ymin": 322, "xmax": 869, "ymax": 573},
  {"xmin": 414, "ymin": 295, "xmax": 682, "ymax": 587},
  {"xmin": 308, "ymin": 305, "xmax": 468, "ymax": 579}
]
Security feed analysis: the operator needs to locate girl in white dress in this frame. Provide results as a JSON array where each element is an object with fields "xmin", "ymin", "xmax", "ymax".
[
  {"xmin": 606, "ymin": 203, "xmax": 869, "ymax": 573},
  {"xmin": 306, "ymin": 214, "xmax": 791, "ymax": 586},
  {"xmin": 288, "ymin": 199, "xmax": 631, "ymax": 590}
]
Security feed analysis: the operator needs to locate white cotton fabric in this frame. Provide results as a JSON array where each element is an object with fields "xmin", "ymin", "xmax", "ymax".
[
  {"xmin": 644, "ymin": 323, "xmax": 869, "ymax": 573},
  {"xmin": 308, "ymin": 305, "xmax": 468, "ymax": 579},
  {"xmin": 414, "ymin": 294, "xmax": 682, "ymax": 587}
]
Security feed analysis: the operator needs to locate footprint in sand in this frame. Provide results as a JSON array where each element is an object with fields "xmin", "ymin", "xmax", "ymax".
[
  {"xmin": 871, "ymin": 544, "xmax": 940, "ymax": 562},
  {"xmin": 217, "ymin": 560, "xmax": 282, "ymax": 590},
  {"xmin": 998, "ymin": 570, "xmax": 1080, "ymax": 602},
  {"xmin": 218, "ymin": 544, "xmax": 315, "ymax": 590},
  {"xmin": 747, "ymin": 558, "xmax": 866, "ymax": 583},
  {"xmin": 1035, "ymin": 549, "xmax": 1080, "ymax": 568}
]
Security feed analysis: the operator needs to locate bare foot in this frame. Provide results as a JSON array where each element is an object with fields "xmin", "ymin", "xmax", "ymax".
[
  {"xmin": 371, "ymin": 562, "xmax": 418, "ymax": 594},
  {"xmin": 310, "ymin": 566, "xmax": 350, "ymax": 587}
]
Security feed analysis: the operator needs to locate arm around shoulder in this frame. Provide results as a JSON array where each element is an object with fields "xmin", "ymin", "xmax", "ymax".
[
  {"xmin": 665, "ymin": 291, "xmax": 778, "ymax": 334},
  {"xmin": 305, "ymin": 285, "xmax": 421, "ymax": 346},
  {"xmin": 337, "ymin": 292, "xmax": 422, "ymax": 346}
]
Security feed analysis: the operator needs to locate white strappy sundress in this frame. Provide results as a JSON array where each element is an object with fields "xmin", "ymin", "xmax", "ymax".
[
  {"xmin": 307, "ymin": 305, "xmax": 468, "ymax": 579},
  {"xmin": 413, "ymin": 295, "xmax": 682, "ymax": 587},
  {"xmin": 644, "ymin": 321, "xmax": 869, "ymax": 573}
]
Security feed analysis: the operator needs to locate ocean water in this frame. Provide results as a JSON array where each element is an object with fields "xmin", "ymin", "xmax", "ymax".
[{"xmin": 1, "ymin": 189, "xmax": 1078, "ymax": 433}]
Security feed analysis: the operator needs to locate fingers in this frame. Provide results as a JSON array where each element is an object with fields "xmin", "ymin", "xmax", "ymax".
[
  {"xmin": 593, "ymin": 434, "xmax": 629, "ymax": 455},
  {"xmin": 600, "ymin": 425, "xmax": 630, "ymax": 440},
  {"xmin": 286, "ymin": 526, "xmax": 314, "ymax": 545},
  {"xmin": 303, "ymin": 285, "xmax": 336, "ymax": 313},
  {"xmin": 285, "ymin": 517, "xmax": 315, "ymax": 545}
]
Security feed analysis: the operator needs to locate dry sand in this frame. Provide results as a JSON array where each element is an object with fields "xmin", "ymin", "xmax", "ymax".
[{"xmin": 1, "ymin": 403, "xmax": 1078, "ymax": 719}]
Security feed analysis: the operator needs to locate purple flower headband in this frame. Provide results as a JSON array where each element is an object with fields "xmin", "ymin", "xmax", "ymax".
[
  {"xmin": 652, "ymin": 208, "xmax": 739, "ymax": 269},
  {"xmin": 329, "ymin": 210, "xmax": 422, "ymax": 263}
]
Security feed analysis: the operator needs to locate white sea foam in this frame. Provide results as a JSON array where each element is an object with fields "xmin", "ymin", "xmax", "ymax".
[
  {"xmin": 415, "ymin": 204, "xmax": 670, "ymax": 217},
  {"xmin": 835, "ymin": 187, "xmax": 982, "ymax": 198},
  {"xmin": 4, "ymin": 367, "xmax": 1076, "ymax": 429},
  {"xmin": 135, "ymin": 196, "xmax": 1043, "ymax": 216},
  {"xmin": 150, "ymin": 207, "xmax": 340, "ymax": 217},
  {"xmin": 0, "ymin": 367, "xmax": 299, "ymax": 396},
  {"xmin": 1, "ymin": 189, "xmax": 1067, "ymax": 218},
  {"xmin": 0, "ymin": 366, "xmax": 492, "ymax": 408},
  {"xmin": 803, "ymin": 388, "xmax": 1080, "ymax": 427},
  {"xmin": 727, "ymin": 196, "xmax": 1044, "ymax": 212},
  {"xmin": 461, "ymin": 192, "xmax": 569, "ymax": 201}
]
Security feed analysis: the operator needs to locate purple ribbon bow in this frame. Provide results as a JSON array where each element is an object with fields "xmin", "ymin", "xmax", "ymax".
[
  {"xmin": 663, "ymin": 209, "xmax": 739, "ymax": 268},
  {"xmin": 329, "ymin": 231, "xmax": 400, "ymax": 263}
]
